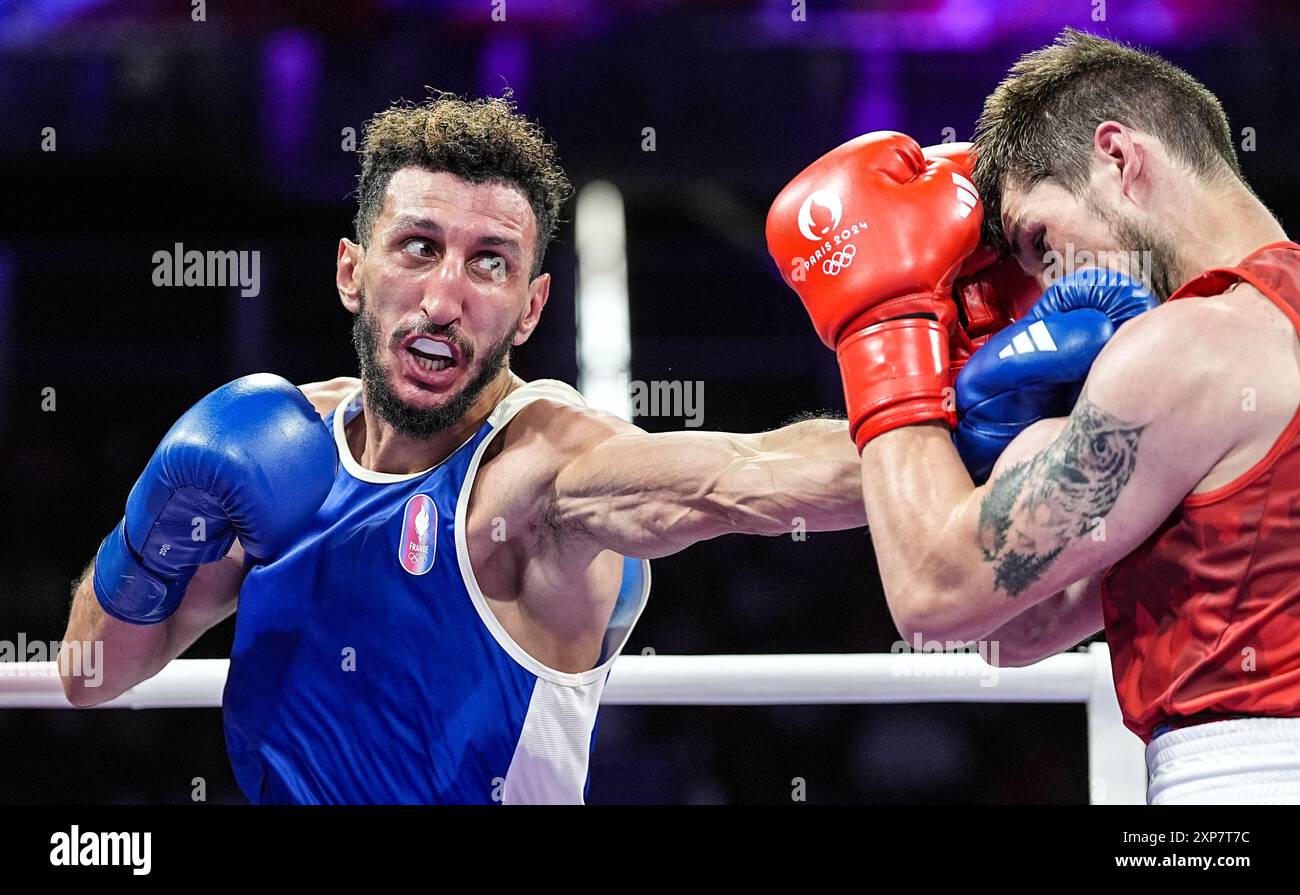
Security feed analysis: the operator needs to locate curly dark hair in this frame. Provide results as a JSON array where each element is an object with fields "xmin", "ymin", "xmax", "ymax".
[
  {"xmin": 973, "ymin": 28, "xmax": 1243, "ymax": 254},
  {"xmin": 354, "ymin": 90, "xmax": 573, "ymax": 277}
]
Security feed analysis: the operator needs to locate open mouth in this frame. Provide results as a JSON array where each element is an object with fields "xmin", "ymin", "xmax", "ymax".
[{"xmin": 407, "ymin": 336, "xmax": 457, "ymax": 373}]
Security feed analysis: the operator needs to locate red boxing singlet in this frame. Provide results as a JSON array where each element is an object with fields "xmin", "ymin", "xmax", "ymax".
[{"xmin": 1102, "ymin": 242, "xmax": 1300, "ymax": 743}]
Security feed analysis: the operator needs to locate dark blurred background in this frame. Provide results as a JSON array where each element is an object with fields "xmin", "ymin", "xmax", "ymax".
[{"xmin": 1, "ymin": 0, "xmax": 1296, "ymax": 804}]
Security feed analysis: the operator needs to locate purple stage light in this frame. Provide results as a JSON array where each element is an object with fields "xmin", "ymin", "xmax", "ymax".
[{"xmin": 261, "ymin": 29, "xmax": 322, "ymax": 174}]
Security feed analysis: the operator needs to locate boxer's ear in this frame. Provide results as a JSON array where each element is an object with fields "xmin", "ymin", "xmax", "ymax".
[
  {"xmin": 1094, "ymin": 121, "xmax": 1145, "ymax": 202},
  {"xmin": 513, "ymin": 272, "xmax": 550, "ymax": 346},
  {"xmin": 337, "ymin": 239, "xmax": 364, "ymax": 314}
]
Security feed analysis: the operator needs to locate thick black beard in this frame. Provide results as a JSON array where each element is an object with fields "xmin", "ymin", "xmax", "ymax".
[{"xmin": 351, "ymin": 295, "xmax": 516, "ymax": 438}]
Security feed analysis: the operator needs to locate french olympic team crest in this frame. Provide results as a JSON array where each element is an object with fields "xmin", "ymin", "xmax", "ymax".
[{"xmin": 398, "ymin": 493, "xmax": 437, "ymax": 575}]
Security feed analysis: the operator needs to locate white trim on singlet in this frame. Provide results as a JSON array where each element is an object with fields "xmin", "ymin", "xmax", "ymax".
[
  {"xmin": 330, "ymin": 387, "xmax": 482, "ymax": 484},
  {"xmin": 501, "ymin": 677, "xmax": 607, "ymax": 805}
]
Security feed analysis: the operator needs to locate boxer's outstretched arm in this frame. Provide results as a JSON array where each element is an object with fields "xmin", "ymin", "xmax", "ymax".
[
  {"xmin": 863, "ymin": 302, "xmax": 1237, "ymax": 644},
  {"xmin": 548, "ymin": 406, "xmax": 866, "ymax": 561}
]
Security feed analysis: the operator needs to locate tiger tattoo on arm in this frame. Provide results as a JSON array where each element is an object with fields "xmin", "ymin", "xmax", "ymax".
[{"xmin": 977, "ymin": 394, "xmax": 1146, "ymax": 597}]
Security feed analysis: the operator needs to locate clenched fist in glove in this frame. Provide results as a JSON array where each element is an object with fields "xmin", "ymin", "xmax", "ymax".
[{"xmin": 766, "ymin": 131, "xmax": 983, "ymax": 450}]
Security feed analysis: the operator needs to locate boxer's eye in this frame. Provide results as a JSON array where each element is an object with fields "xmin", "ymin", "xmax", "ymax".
[
  {"xmin": 472, "ymin": 254, "xmax": 508, "ymax": 281},
  {"xmin": 1034, "ymin": 231, "xmax": 1050, "ymax": 258},
  {"xmin": 403, "ymin": 238, "xmax": 437, "ymax": 259}
]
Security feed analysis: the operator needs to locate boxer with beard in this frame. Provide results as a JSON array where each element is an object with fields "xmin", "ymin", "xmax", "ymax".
[{"xmin": 63, "ymin": 92, "xmax": 872, "ymax": 804}]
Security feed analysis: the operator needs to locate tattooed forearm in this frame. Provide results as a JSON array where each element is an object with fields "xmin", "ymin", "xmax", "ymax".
[{"xmin": 977, "ymin": 395, "xmax": 1145, "ymax": 596}]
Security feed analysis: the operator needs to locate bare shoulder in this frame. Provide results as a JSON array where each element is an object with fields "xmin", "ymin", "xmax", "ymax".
[
  {"xmin": 296, "ymin": 376, "xmax": 361, "ymax": 420},
  {"xmin": 1086, "ymin": 296, "xmax": 1242, "ymax": 416},
  {"xmin": 499, "ymin": 397, "xmax": 642, "ymax": 470},
  {"xmin": 1086, "ymin": 284, "xmax": 1298, "ymax": 471},
  {"xmin": 471, "ymin": 395, "xmax": 643, "ymax": 538}
]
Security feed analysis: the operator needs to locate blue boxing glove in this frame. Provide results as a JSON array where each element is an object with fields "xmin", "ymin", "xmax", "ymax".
[
  {"xmin": 954, "ymin": 269, "xmax": 1158, "ymax": 483},
  {"xmin": 93, "ymin": 374, "xmax": 338, "ymax": 624}
]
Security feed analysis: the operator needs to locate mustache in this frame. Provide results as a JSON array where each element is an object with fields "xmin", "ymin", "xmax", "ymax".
[{"xmin": 388, "ymin": 321, "xmax": 474, "ymax": 362}]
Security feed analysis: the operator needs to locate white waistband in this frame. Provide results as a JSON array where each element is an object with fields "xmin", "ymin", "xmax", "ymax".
[{"xmin": 1146, "ymin": 718, "xmax": 1300, "ymax": 805}]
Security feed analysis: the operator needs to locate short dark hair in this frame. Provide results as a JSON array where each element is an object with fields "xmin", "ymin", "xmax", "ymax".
[
  {"xmin": 354, "ymin": 90, "xmax": 573, "ymax": 277},
  {"xmin": 972, "ymin": 28, "xmax": 1243, "ymax": 252}
]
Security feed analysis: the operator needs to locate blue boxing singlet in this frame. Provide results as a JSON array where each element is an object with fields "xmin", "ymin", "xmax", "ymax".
[{"xmin": 222, "ymin": 379, "xmax": 651, "ymax": 804}]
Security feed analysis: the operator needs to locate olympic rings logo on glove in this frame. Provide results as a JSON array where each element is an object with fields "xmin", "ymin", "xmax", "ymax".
[{"xmin": 822, "ymin": 244, "xmax": 856, "ymax": 276}]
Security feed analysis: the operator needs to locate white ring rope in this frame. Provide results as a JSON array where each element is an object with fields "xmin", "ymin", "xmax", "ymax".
[{"xmin": 0, "ymin": 643, "xmax": 1146, "ymax": 803}]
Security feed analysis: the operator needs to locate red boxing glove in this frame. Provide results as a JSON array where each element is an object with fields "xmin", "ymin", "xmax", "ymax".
[
  {"xmin": 766, "ymin": 131, "xmax": 982, "ymax": 449},
  {"xmin": 922, "ymin": 143, "xmax": 1043, "ymax": 377}
]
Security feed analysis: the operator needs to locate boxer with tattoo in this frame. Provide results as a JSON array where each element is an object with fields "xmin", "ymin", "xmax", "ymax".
[{"xmin": 768, "ymin": 30, "xmax": 1300, "ymax": 803}]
